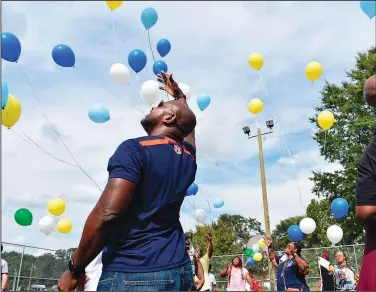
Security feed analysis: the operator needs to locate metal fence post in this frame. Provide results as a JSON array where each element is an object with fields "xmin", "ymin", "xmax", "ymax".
[
  {"xmin": 352, "ymin": 244, "xmax": 359, "ymax": 274},
  {"xmin": 12, "ymin": 269, "xmax": 17, "ymax": 291},
  {"xmin": 16, "ymin": 244, "xmax": 25, "ymax": 290}
]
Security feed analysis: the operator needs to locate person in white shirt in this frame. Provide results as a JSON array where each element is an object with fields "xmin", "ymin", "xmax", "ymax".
[
  {"xmin": 207, "ymin": 265, "xmax": 216, "ymax": 292},
  {"xmin": 1, "ymin": 245, "xmax": 9, "ymax": 292}
]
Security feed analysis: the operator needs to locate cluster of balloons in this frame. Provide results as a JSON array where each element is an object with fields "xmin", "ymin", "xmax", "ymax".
[
  {"xmin": 244, "ymin": 238, "xmax": 266, "ymax": 265},
  {"xmin": 247, "ymin": 53, "xmax": 265, "ymax": 115},
  {"xmin": 287, "ymin": 198, "xmax": 349, "ymax": 245},
  {"xmin": 39, "ymin": 198, "xmax": 72, "ymax": 235},
  {"xmin": 360, "ymin": 1, "xmax": 376, "ymax": 19}
]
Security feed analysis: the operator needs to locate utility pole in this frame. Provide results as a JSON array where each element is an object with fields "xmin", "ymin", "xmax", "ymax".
[
  {"xmin": 242, "ymin": 120, "xmax": 275, "ymax": 291},
  {"xmin": 27, "ymin": 264, "xmax": 34, "ymax": 291}
]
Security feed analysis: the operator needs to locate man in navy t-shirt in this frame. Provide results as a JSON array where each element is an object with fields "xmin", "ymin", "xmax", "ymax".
[{"xmin": 58, "ymin": 71, "xmax": 197, "ymax": 291}]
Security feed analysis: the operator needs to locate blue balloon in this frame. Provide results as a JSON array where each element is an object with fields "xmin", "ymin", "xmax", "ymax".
[
  {"xmin": 213, "ymin": 198, "xmax": 224, "ymax": 208},
  {"xmin": 52, "ymin": 44, "xmax": 75, "ymax": 67},
  {"xmin": 1, "ymin": 32, "xmax": 21, "ymax": 62},
  {"xmin": 157, "ymin": 39, "xmax": 171, "ymax": 58},
  {"xmin": 128, "ymin": 49, "xmax": 147, "ymax": 73},
  {"xmin": 88, "ymin": 105, "xmax": 110, "ymax": 124},
  {"xmin": 2, "ymin": 79, "xmax": 9, "ymax": 109},
  {"xmin": 197, "ymin": 95, "xmax": 211, "ymax": 111},
  {"xmin": 287, "ymin": 225, "xmax": 304, "ymax": 242},
  {"xmin": 246, "ymin": 257, "xmax": 255, "ymax": 266},
  {"xmin": 186, "ymin": 183, "xmax": 198, "ymax": 197},
  {"xmin": 141, "ymin": 7, "xmax": 158, "ymax": 30},
  {"xmin": 360, "ymin": 1, "xmax": 376, "ymax": 19},
  {"xmin": 331, "ymin": 198, "xmax": 349, "ymax": 220},
  {"xmin": 153, "ymin": 60, "xmax": 168, "ymax": 76}
]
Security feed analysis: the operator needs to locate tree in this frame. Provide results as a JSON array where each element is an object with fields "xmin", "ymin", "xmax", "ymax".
[{"xmin": 310, "ymin": 47, "xmax": 376, "ymax": 243}]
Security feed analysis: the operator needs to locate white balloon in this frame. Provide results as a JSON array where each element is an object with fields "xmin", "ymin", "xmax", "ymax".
[
  {"xmin": 38, "ymin": 216, "xmax": 56, "ymax": 235},
  {"xmin": 110, "ymin": 63, "xmax": 130, "ymax": 84},
  {"xmin": 141, "ymin": 80, "xmax": 160, "ymax": 105},
  {"xmin": 195, "ymin": 209, "xmax": 206, "ymax": 224},
  {"xmin": 178, "ymin": 83, "xmax": 191, "ymax": 100},
  {"xmin": 299, "ymin": 217, "xmax": 316, "ymax": 234},
  {"xmin": 327, "ymin": 225, "xmax": 343, "ymax": 245}
]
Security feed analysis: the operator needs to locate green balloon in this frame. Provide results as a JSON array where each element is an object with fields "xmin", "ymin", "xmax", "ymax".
[
  {"xmin": 245, "ymin": 248, "xmax": 253, "ymax": 257},
  {"xmin": 14, "ymin": 208, "xmax": 33, "ymax": 226}
]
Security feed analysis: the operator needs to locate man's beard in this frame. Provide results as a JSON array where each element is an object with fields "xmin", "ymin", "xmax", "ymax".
[{"xmin": 140, "ymin": 116, "xmax": 156, "ymax": 134}]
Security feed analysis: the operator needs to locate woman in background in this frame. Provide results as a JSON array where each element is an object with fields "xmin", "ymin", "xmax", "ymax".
[{"xmin": 220, "ymin": 256, "xmax": 253, "ymax": 291}]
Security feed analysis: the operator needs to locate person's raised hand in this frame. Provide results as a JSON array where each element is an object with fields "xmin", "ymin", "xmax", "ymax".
[
  {"xmin": 157, "ymin": 71, "xmax": 184, "ymax": 99},
  {"xmin": 205, "ymin": 232, "xmax": 213, "ymax": 241}
]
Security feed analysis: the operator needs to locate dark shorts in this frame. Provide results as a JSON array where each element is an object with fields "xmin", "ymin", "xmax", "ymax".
[{"xmin": 97, "ymin": 261, "xmax": 194, "ymax": 291}]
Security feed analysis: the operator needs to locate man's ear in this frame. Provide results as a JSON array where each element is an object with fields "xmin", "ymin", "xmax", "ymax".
[{"xmin": 162, "ymin": 111, "xmax": 176, "ymax": 125}]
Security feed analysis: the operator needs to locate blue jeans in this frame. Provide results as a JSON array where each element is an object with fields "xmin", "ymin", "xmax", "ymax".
[{"xmin": 97, "ymin": 261, "xmax": 194, "ymax": 291}]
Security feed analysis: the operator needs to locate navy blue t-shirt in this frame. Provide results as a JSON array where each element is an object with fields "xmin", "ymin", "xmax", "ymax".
[
  {"xmin": 101, "ymin": 136, "xmax": 197, "ymax": 272},
  {"xmin": 276, "ymin": 255, "xmax": 310, "ymax": 291}
]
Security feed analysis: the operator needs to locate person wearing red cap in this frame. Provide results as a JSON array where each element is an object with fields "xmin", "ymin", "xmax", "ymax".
[{"xmin": 317, "ymin": 253, "xmax": 335, "ymax": 291}]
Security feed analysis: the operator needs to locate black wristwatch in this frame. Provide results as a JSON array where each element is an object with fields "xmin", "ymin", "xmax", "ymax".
[{"xmin": 68, "ymin": 254, "xmax": 85, "ymax": 277}]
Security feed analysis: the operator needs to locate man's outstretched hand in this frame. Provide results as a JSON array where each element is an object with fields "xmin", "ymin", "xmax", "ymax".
[{"xmin": 157, "ymin": 71, "xmax": 185, "ymax": 99}]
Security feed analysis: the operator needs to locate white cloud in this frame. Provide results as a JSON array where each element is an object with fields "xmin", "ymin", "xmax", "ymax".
[{"xmin": 1, "ymin": 1, "xmax": 373, "ymax": 250}]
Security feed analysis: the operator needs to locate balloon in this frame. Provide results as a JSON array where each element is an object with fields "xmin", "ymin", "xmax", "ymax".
[
  {"xmin": 248, "ymin": 53, "xmax": 263, "ymax": 70},
  {"xmin": 110, "ymin": 63, "xmax": 130, "ymax": 84},
  {"xmin": 128, "ymin": 49, "xmax": 147, "ymax": 73},
  {"xmin": 252, "ymin": 243, "xmax": 260, "ymax": 253},
  {"xmin": 2, "ymin": 79, "xmax": 9, "ymax": 109},
  {"xmin": 141, "ymin": 7, "xmax": 158, "ymax": 30},
  {"xmin": 360, "ymin": 1, "xmax": 376, "ymax": 19},
  {"xmin": 248, "ymin": 98, "xmax": 263, "ymax": 114},
  {"xmin": 57, "ymin": 218, "xmax": 73, "ymax": 234},
  {"xmin": 197, "ymin": 95, "xmax": 211, "ymax": 111},
  {"xmin": 88, "ymin": 104, "xmax": 110, "ymax": 124},
  {"xmin": 52, "ymin": 44, "xmax": 75, "ymax": 67},
  {"xmin": 1, "ymin": 32, "xmax": 21, "ymax": 62},
  {"xmin": 246, "ymin": 257, "xmax": 256, "ymax": 266},
  {"xmin": 253, "ymin": 252, "xmax": 263, "ymax": 262},
  {"xmin": 178, "ymin": 83, "xmax": 191, "ymax": 100},
  {"xmin": 157, "ymin": 39, "xmax": 171, "ymax": 58},
  {"xmin": 140, "ymin": 80, "xmax": 159, "ymax": 105},
  {"xmin": 14, "ymin": 208, "xmax": 33, "ymax": 226},
  {"xmin": 38, "ymin": 216, "xmax": 56, "ymax": 235},
  {"xmin": 213, "ymin": 198, "xmax": 224, "ymax": 208},
  {"xmin": 152, "ymin": 60, "xmax": 168, "ymax": 76},
  {"xmin": 287, "ymin": 225, "xmax": 304, "ymax": 242},
  {"xmin": 258, "ymin": 238, "xmax": 266, "ymax": 248},
  {"xmin": 317, "ymin": 110, "xmax": 334, "ymax": 130},
  {"xmin": 299, "ymin": 217, "xmax": 316, "ymax": 234},
  {"xmin": 187, "ymin": 183, "xmax": 199, "ymax": 197},
  {"xmin": 48, "ymin": 198, "xmax": 66, "ymax": 216},
  {"xmin": 331, "ymin": 198, "xmax": 349, "ymax": 220},
  {"xmin": 106, "ymin": 1, "xmax": 123, "ymax": 11},
  {"xmin": 195, "ymin": 209, "xmax": 206, "ymax": 224},
  {"xmin": 327, "ymin": 225, "xmax": 343, "ymax": 245},
  {"xmin": 245, "ymin": 248, "xmax": 253, "ymax": 257},
  {"xmin": 305, "ymin": 61, "xmax": 322, "ymax": 82},
  {"xmin": 2, "ymin": 94, "xmax": 22, "ymax": 128}
]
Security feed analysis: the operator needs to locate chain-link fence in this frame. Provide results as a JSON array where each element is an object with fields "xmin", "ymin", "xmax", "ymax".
[
  {"xmin": 0, "ymin": 242, "xmax": 365, "ymax": 291},
  {"xmin": 210, "ymin": 244, "xmax": 365, "ymax": 291}
]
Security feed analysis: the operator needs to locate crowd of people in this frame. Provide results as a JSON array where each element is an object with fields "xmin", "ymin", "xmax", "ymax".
[{"xmin": 0, "ymin": 72, "xmax": 374, "ymax": 291}]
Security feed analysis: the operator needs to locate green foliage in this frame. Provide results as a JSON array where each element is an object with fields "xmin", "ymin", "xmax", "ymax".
[{"xmin": 309, "ymin": 46, "xmax": 376, "ymax": 244}]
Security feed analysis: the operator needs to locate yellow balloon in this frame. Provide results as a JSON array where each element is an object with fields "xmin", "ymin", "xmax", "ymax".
[
  {"xmin": 305, "ymin": 61, "xmax": 323, "ymax": 82},
  {"xmin": 248, "ymin": 53, "xmax": 264, "ymax": 70},
  {"xmin": 2, "ymin": 94, "xmax": 22, "ymax": 129},
  {"xmin": 253, "ymin": 252, "xmax": 263, "ymax": 262},
  {"xmin": 57, "ymin": 218, "xmax": 72, "ymax": 234},
  {"xmin": 106, "ymin": 1, "xmax": 123, "ymax": 11},
  {"xmin": 48, "ymin": 198, "xmax": 66, "ymax": 216},
  {"xmin": 317, "ymin": 110, "xmax": 334, "ymax": 130},
  {"xmin": 258, "ymin": 238, "xmax": 266, "ymax": 248},
  {"xmin": 248, "ymin": 98, "xmax": 264, "ymax": 114}
]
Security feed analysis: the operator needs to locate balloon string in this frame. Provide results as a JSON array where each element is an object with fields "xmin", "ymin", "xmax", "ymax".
[
  {"xmin": 316, "ymin": 131, "xmax": 328, "ymax": 198},
  {"xmin": 258, "ymin": 70, "xmax": 305, "ymax": 210},
  {"xmin": 16, "ymin": 130, "xmax": 77, "ymax": 167},
  {"xmin": 112, "ymin": 17, "xmax": 116, "ymax": 61},
  {"xmin": 18, "ymin": 65, "xmax": 103, "ymax": 193}
]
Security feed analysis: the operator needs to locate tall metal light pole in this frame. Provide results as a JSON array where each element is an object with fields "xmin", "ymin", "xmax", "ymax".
[{"xmin": 242, "ymin": 119, "xmax": 275, "ymax": 290}]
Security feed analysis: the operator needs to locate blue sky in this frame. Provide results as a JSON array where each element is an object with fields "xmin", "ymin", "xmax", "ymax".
[{"xmin": 2, "ymin": 1, "xmax": 375, "ymax": 252}]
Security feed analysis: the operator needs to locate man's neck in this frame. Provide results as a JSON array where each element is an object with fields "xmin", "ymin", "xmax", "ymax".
[{"xmin": 148, "ymin": 129, "xmax": 182, "ymax": 143}]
